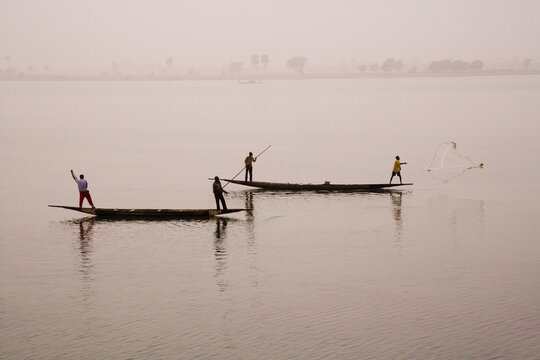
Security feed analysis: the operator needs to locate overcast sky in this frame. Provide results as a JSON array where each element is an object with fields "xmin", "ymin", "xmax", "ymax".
[{"xmin": 1, "ymin": 0, "xmax": 539, "ymax": 71}]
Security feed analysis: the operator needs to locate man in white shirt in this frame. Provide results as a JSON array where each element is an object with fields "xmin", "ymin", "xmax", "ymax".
[{"xmin": 71, "ymin": 169, "xmax": 96, "ymax": 209}]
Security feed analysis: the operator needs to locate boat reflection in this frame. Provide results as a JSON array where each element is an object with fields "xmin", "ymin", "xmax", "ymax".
[{"xmin": 232, "ymin": 187, "xmax": 408, "ymax": 198}]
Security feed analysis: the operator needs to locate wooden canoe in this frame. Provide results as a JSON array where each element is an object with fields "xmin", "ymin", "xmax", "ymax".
[
  {"xmin": 49, "ymin": 205, "xmax": 244, "ymax": 218},
  {"xmin": 222, "ymin": 179, "xmax": 412, "ymax": 191}
]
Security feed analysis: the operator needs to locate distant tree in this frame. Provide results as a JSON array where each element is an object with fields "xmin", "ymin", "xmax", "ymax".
[
  {"xmin": 428, "ymin": 60, "xmax": 451, "ymax": 73},
  {"xmin": 251, "ymin": 55, "xmax": 260, "ymax": 77},
  {"xmin": 166, "ymin": 57, "xmax": 173, "ymax": 72},
  {"xmin": 380, "ymin": 58, "xmax": 394, "ymax": 72},
  {"xmin": 427, "ymin": 60, "xmax": 439, "ymax": 72},
  {"xmin": 470, "ymin": 60, "xmax": 483, "ymax": 72},
  {"xmin": 261, "ymin": 55, "xmax": 269, "ymax": 68},
  {"xmin": 261, "ymin": 55, "xmax": 270, "ymax": 78},
  {"xmin": 286, "ymin": 56, "xmax": 307, "ymax": 74},
  {"xmin": 451, "ymin": 60, "xmax": 469, "ymax": 72},
  {"xmin": 228, "ymin": 61, "xmax": 244, "ymax": 73},
  {"xmin": 358, "ymin": 64, "xmax": 367, "ymax": 72},
  {"xmin": 523, "ymin": 58, "xmax": 532, "ymax": 69},
  {"xmin": 381, "ymin": 58, "xmax": 402, "ymax": 72},
  {"xmin": 251, "ymin": 55, "xmax": 259, "ymax": 67},
  {"xmin": 370, "ymin": 64, "xmax": 378, "ymax": 72}
]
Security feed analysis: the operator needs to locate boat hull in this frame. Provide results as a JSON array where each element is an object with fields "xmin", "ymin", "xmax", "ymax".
[
  {"xmin": 222, "ymin": 179, "xmax": 412, "ymax": 191},
  {"xmin": 49, "ymin": 205, "xmax": 244, "ymax": 218}
]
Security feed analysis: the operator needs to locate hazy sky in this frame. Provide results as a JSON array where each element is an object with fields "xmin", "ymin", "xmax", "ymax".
[{"xmin": 1, "ymin": 0, "xmax": 539, "ymax": 71}]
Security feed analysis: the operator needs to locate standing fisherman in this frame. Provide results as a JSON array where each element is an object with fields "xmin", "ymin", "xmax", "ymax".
[
  {"xmin": 389, "ymin": 156, "xmax": 407, "ymax": 184},
  {"xmin": 213, "ymin": 176, "xmax": 228, "ymax": 211},
  {"xmin": 71, "ymin": 169, "xmax": 96, "ymax": 209},
  {"xmin": 244, "ymin": 152, "xmax": 257, "ymax": 182}
]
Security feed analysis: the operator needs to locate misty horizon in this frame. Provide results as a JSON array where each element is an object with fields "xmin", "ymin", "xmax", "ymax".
[{"xmin": 1, "ymin": 0, "xmax": 539, "ymax": 74}]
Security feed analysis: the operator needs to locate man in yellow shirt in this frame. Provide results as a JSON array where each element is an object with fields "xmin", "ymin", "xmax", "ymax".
[
  {"xmin": 390, "ymin": 156, "xmax": 407, "ymax": 184},
  {"xmin": 244, "ymin": 152, "xmax": 257, "ymax": 182}
]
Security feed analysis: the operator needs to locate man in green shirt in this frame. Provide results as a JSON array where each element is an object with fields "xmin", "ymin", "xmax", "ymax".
[{"xmin": 212, "ymin": 176, "xmax": 228, "ymax": 210}]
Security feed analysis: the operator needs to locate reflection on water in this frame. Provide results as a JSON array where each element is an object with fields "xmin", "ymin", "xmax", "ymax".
[
  {"xmin": 76, "ymin": 218, "xmax": 95, "ymax": 274},
  {"xmin": 64, "ymin": 217, "xmax": 97, "ymax": 305},
  {"xmin": 3, "ymin": 77, "xmax": 539, "ymax": 360},
  {"xmin": 244, "ymin": 191, "xmax": 254, "ymax": 221},
  {"xmin": 391, "ymin": 192, "xmax": 403, "ymax": 248},
  {"xmin": 244, "ymin": 192, "xmax": 259, "ymax": 289},
  {"xmin": 244, "ymin": 191, "xmax": 256, "ymax": 249},
  {"xmin": 213, "ymin": 218, "xmax": 229, "ymax": 292},
  {"xmin": 228, "ymin": 188, "xmax": 411, "ymax": 201},
  {"xmin": 61, "ymin": 218, "xmax": 96, "ymax": 274},
  {"xmin": 427, "ymin": 195, "xmax": 486, "ymax": 249}
]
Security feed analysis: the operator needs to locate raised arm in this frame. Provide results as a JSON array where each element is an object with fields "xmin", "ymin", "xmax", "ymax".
[{"xmin": 71, "ymin": 169, "xmax": 77, "ymax": 180}]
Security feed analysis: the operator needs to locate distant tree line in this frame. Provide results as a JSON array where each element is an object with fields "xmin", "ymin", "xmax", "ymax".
[
  {"xmin": 2, "ymin": 53, "xmax": 539, "ymax": 80},
  {"xmin": 353, "ymin": 58, "xmax": 489, "ymax": 74},
  {"xmin": 427, "ymin": 59, "xmax": 484, "ymax": 73},
  {"xmin": 380, "ymin": 58, "xmax": 404, "ymax": 72},
  {"xmin": 228, "ymin": 54, "xmax": 269, "ymax": 74}
]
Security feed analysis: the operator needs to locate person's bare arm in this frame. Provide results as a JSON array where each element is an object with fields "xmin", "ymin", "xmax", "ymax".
[{"xmin": 71, "ymin": 169, "xmax": 77, "ymax": 180}]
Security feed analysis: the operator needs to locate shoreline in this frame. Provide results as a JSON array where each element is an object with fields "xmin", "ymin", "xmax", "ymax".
[{"xmin": 1, "ymin": 70, "xmax": 538, "ymax": 82}]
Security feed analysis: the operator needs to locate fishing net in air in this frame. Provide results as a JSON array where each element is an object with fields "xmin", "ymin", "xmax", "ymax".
[{"xmin": 411, "ymin": 141, "xmax": 484, "ymax": 183}]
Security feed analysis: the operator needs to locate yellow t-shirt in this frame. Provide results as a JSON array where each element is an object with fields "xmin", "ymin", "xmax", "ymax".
[
  {"xmin": 393, "ymin": 160, "xmax": 401, "ymax": 172},
  {"xmin": 245, "ymin": 156, "xmax": 256, "ymax": 166}
]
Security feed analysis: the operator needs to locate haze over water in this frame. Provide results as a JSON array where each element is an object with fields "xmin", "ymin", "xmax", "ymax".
[
  {"xmin": 2, "ymin": 0, "xmax": 540, "ymax": 74},
  {"xmin": 1, "ymin": 75, "xmax": 539, "ymax": 359}
]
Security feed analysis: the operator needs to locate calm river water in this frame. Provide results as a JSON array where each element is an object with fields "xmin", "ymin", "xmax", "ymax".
[{"xmin": 1, "ymin": 76, "xmax": 539, "ymax": 359}]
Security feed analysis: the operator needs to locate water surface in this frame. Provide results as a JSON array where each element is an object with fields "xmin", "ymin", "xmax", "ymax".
[{"xmin": 1, "ymin": 76, "xmax": 539, "ymax": 359}]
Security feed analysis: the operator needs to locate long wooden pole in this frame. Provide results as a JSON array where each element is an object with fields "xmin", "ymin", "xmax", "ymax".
[{"xmin": 223, "ymin": 145, "xmax": 272, "ymax": 188}]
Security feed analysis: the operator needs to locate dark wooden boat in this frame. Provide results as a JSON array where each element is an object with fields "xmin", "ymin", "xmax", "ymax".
[
  {"xmin": 49, "ymin": 205, "xmax": 244, "ymax": 218},
  {"xmin": 222, "ymin": 179, "xmax": 412, "ymax": 191}
]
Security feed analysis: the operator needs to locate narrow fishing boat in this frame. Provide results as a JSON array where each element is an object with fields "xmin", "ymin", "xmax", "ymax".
[
  {"xmin": 221, "ymin": 179, "xmax": 412, "ymax": 191},
  {"xmin": 49, "ymin": 205, "xmax": 244, "ymax": 218}
]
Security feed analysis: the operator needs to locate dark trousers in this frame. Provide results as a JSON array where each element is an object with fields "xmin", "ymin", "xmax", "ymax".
[
  {"xmin": 214, "ymin": 192, "xmax": 227, "ymax": 210},
  {"xmin": 245, "ymin": 165, "xmax": 253, "ymax": 181},
  {"xmin": 389, "ymin": 171, "xmax": 402, "ymax": 184}
]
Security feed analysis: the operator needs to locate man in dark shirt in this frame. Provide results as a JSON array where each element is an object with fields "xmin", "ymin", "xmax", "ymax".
[{"xmin": 212, "ymin": 176, "xmax": 228, "ymax": 211}]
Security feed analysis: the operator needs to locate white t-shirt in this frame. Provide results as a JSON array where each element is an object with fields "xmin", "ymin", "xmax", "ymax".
[{"xmin": 75, "ymin": 178, "xmax": 88, "ymax": 192}]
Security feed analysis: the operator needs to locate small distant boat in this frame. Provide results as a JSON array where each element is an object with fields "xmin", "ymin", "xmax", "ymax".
[
  {"xmin": 238, "ymin": 79, "xmax": 263, "ymax": 84},
  {"xmin": 49, "ymin": 205, "xmax": 244, "ymax": 218},
  {"xmin": 221, "ymin": 179, "xmax": 412, "ymax": 191}
]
